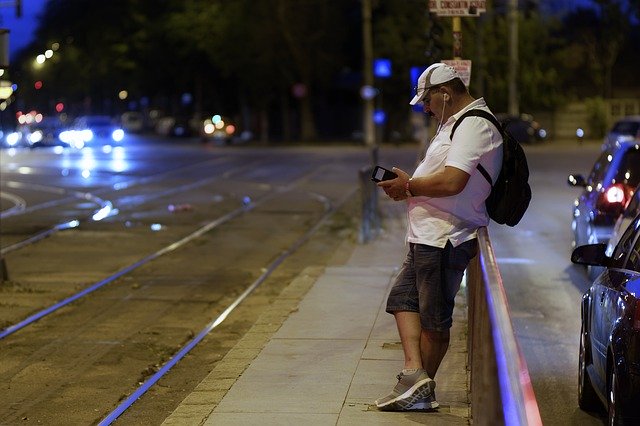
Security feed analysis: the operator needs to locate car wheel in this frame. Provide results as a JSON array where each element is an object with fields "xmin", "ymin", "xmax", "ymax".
[
  {"xmin": 578, "ymin": 321, "xmax": 599, "ymax": 410},
  {"xmin": 608, "ymin": 367, "xmax": 623, "ymax": 426}
]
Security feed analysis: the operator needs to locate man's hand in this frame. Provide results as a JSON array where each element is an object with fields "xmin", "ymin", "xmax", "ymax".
[{"xmin": 377, "ymin": 167, "xmax": 410, "ymax": 201}]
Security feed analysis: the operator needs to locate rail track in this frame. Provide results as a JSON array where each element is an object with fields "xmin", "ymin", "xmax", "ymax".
[{"xmin": 0, "ymin": 144, "xmax": 382, "ymax": 425}]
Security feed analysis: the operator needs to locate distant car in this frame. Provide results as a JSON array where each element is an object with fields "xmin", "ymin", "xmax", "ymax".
[
  {"xmin": 602, "ymin": 116, "xmax": 640, "ymax": 151},
  {"xmin": 121, "ymin": 111, "xmax": 144, "ymax": 133},
  {"xmin": 22, "ymin": 117, "xmax": 68, "ymax": 148},
  {"xmin": 571, "ymin": 212, "xmax": 640, "ymax": 425},
  {"xmin": 200, "ymin": 114, "xmax": 237, "ymax": 144},
  {"xmin": 496, "ymin": 113, "xmax": 547, "ymax": 144},
  {"xmin": 60, "ymin": 115, "xmax": 124, "ymax": 148},
  {"xmin": 154, "ymin": 116, "xmax": 195, "ymax": 138}
]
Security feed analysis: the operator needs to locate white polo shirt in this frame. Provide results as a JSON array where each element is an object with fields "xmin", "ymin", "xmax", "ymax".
[{"xmin": 407, "ymin": 98, "xmax": 503, "ymax": 248}]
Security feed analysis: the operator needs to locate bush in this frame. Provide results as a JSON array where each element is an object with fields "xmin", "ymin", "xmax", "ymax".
[{"xmin": 584, "ymin": 97, "xmax": 609, "ymax": 138}]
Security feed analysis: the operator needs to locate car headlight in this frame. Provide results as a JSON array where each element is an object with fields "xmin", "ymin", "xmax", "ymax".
[
  {"xmin": 29, "ymin": 130, "xmax": 43, "ymax": 144},
  {"xmin": 82, "ymin": 129, "xmax": 93, "ymax": 142},
  {"xmin": 6, "ymin": 132, "xmax": 21, "ymax": 146},
  {"xmin": 60, "ymin": 130, "xmax": 84, "ymax": 149},
  {"xmin": 112, "ymin": 129, "xmax": 124, "ymax": 142}
]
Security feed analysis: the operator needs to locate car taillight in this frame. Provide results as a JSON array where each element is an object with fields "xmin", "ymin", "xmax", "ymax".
[
  {"xmin": 605, "ymin": 185, "xmax": 625, "ymax": 203},
  {"xmin": 596, "ymin": 183, "xmax": 633, "ymax": 217}
]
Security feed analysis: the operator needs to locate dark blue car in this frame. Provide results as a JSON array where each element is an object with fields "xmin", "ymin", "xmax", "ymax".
[
  {"xmin": 568, "ymin": 141, "xmax": 640, "ymax": 280},
  {"xmin": 571, "ymin": 213, "xmax": 640, "ymax": 425}
]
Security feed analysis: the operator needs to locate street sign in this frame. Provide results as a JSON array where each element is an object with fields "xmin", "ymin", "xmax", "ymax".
[
  {"xmin": 428, "ymin": 1, "xmax": 486, "ymax": 17},
  {"xmin": 442, "ymin": 59, "xmax": 472, "ymax": 87}
]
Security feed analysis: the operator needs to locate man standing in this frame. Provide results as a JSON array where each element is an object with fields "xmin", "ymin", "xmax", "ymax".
[{"xmin": 374, "ymin": 63, "xmax": 503, "ymax": 411}]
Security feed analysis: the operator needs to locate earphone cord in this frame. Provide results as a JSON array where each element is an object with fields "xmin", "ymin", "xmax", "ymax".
[{"xmin": 434, "ymin": 95, "xmax": 447, "ymax": 136}]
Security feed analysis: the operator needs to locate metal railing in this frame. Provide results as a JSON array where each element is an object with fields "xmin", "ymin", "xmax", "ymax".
[
  {"xmin": 358, "ymin": 169, "xmax": 540, "ymax": 424},
  {"xmin": 467, "ymin": 226, "xmax": 542, "ymax": 425}
]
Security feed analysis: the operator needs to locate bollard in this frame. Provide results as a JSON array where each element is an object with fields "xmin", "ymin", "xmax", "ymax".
[
  {"xmin": 359, "ymin": 166, "xmax": 380, "ymax": 243},
  {"xmin": 0, "ymin": 255, "xmax": 8, "ymax": 282}
]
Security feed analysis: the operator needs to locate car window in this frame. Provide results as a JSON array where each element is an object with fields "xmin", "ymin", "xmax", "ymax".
[
  {"xmin": 612, "ymin": 121, "xmax": 640, "ymax": 136},
  {"xmin": 612, "ymin": 148, "xmax": 640, "ymax": 187},
  {"xmin": 624, "ymin": 188, "xmax": 640, "ymax": 219},
  {"xmin": 587, "ymin": 150, "xmax": 613, "ymax": 186},
  {"xmin": 611, "ymin": 214, "xmax": 640, "ymax": 271}
]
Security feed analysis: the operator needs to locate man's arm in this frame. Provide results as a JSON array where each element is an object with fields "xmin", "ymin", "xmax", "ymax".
[{"xmin": 378, "ymin": 166, "xmax": 470, "ymax": 201}]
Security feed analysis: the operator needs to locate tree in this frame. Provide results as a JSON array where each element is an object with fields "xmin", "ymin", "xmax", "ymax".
[{"xmin": 556, "ymin": 1, "xmax": 629, "ymax": 98}]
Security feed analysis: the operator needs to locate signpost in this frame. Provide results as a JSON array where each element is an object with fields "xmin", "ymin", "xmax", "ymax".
[
  {"xmin": 428, "ymin": 0, "xmax": 486, "ymax": 84},
  {"xmin": 428, "ymin": 1, "xmax": 486, "ymax": 17}
]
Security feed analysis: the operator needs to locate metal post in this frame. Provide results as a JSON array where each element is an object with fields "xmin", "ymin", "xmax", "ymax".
[
  {"xmin": 452, "ymin": 17, "xmax": 462, "ymax": 59},
  {"xmin": 362, "ymin": 0, "xmax": 376, "ymax": 166},
  {"xmin": 508, "ymin": 0, "xmax": 519, "ymax": 116}
]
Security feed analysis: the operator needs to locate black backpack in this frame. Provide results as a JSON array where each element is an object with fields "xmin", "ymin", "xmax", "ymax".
[{"xmin": 450, "ymin": 109, "xmax": 531, "ymax": 226}]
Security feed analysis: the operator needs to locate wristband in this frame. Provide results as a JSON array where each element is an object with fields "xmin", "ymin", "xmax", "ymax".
[{"xmin": 405, "ymin": 179, "xmax": 413, "ymax": 197}]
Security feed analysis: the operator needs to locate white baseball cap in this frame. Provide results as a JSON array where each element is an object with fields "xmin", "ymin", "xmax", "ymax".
[{"xmin": 409, "ymin": 63, "xmax": 461, "ymax": 105}]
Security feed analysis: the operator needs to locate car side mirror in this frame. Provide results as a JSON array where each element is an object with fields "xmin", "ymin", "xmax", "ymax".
[
  {"xmin": 567, "ymin": 174, "xmax": 587, "ymax": 187},
  {"xmin": 571, "ymin": 244, "xmax": 610, "ymax": 267}
]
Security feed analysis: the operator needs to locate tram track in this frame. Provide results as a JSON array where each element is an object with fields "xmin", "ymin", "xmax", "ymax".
[
  {"xmin": 0, "ymin": 156, "xmax": 263, "ymax": 255},
  {"xmin": 0, "ymin": 144, "xmax": 414, "ymax": 425},
  {"xmin": 0, "ymin": 162, "xmax": 329, "ymax": 339},
  {"xmin": 0, "ymin": 164, "xmax": 361, "ymax": 425}
]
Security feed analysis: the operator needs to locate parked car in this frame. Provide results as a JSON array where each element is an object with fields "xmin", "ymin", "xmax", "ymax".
[
  {"xmin": 568, "ymin": 140, "xmax": 640, "ymax": 248},
  {"xmin": 496, "ymin": 113, "xmax": 547, "ymax": 144},
  {"xmin": 602, "ymin": 116, "xmax": 640, "ymax": 151},
  {"xmin": 60, "ymin": 115, "xmax": 124, "ymax": 148},
  {"xmin": 606, "ymin": 184, "xmax": 640, "ymax": 257},
  {"xmin": 571, "ymin": 212, "xmax": 640, "ymax": 425}
]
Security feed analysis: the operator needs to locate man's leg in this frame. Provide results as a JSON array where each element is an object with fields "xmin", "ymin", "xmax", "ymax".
[
  {"xmin": 395, "ymin": 311, "xmax": 450, "ymax": 378},
  {"xmin": 421, "ymin": 329, "xmax": 450, "ymax": 379},
  {"xmin": 376, "ymin": 310, "xmax": 437, "ymax": 411},
  {"xmin": 393, "ymin": 311, "xmax": 423, "ymax": 370}
]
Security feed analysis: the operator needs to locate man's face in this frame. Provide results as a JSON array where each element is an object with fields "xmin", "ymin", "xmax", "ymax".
[{"xmin": 422, "ymin": 86, "xmax": 443, "ymax": 119}]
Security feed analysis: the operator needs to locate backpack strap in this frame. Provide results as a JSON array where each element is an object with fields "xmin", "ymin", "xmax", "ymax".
[{"xmin": 449, "ymin": 108, "xmax": 503, "ymax": 187}]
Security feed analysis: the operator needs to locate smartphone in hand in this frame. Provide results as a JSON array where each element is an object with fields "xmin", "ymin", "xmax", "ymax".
[{"xmin": 371, "ymin": 166, "xmax": 398, "ymax": 182}]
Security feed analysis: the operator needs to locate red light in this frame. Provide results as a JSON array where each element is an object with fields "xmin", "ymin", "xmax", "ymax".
[
  {"xmin": 596, "ymin": 183, "xmax": 632, "ymax": 217},
  {"xmin": 55, "ymin": 102, "xmax": 64, "ymax": 113},
  {"xmin": 34, "ymin": 81, "xmax": 43, "ymax": 90},
  {"xmin": 605, "ymin": 186, "xmax": 625, "ymax": 203}
]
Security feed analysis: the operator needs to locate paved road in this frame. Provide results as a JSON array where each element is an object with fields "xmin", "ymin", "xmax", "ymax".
[
  {"xmin": 0, "ymin": 137, "xmax": 610, "ymax": 424},
  {"xmin": 490, "ymin": 142, "xmax": 606, "ymax": 425}
]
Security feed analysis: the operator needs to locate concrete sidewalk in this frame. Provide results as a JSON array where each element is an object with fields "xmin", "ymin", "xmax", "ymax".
[{"xmin": 163, "ymin": 202, "xmax": 471, "ymax": 426}]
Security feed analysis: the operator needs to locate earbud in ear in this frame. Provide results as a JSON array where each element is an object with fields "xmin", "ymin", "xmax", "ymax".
[{"xmin": 443, "ymin": 93, "xmax": 450, "ymax": 102}]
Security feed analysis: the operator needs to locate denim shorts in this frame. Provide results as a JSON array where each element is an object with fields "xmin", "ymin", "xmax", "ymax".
[{"xmin": 385, "ymin": 239, "xmax": 478, "ymax": 331}]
